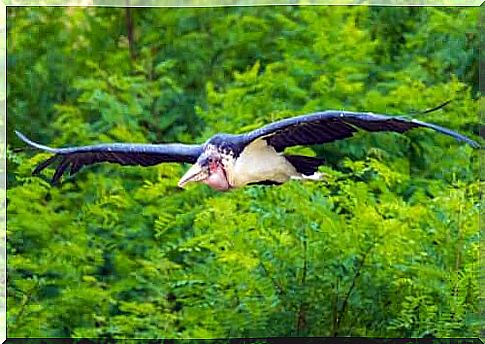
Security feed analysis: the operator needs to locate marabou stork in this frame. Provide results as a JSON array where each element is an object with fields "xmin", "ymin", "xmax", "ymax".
[{"xmin": 16, "ymin": 109, "xmax": 479, "ymax": 191}]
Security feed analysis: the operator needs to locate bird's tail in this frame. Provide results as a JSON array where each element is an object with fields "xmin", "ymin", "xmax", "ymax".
[{"xmin": 284, "ymin": 155, "xmax": 325, "ymax": 176}]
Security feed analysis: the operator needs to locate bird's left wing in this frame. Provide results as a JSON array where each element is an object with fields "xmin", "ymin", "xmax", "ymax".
[
  {"xmin": 242, "ymin": 111, "xmax": 480, "ymax": 151},
  {"xmin": 15, "ymin": 131, "xmax": 203, "ymax": 184}
]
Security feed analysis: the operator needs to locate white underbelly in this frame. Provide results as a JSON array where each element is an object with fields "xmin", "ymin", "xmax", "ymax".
[{"xmin": 228, "ymin": 139, "xmax": 298, "ymax": 188}]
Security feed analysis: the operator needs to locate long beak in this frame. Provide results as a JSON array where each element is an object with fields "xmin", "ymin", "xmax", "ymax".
[{"xmin": 178, "ymin": 163, "xmax": 208, "ymax": 188}]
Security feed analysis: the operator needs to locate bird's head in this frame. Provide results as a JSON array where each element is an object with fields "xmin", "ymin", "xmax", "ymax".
[{"xmin": 177, "ymin": 143, "xmax": 234, "ymax": 191}]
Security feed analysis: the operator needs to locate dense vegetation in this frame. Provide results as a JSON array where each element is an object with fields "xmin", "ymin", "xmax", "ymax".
[{"xmin": 7, "ymin": 6, "xmax": 482, "ymax": 338}]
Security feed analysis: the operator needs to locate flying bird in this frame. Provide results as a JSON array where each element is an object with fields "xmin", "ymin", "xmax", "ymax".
[{"xmin": 16, "ymin": 110, "xmax": 479, "ymax": 191}]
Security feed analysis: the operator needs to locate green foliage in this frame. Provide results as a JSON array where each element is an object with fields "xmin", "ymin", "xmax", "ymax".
[{"xmin": 7, "ymin": 6, "xmax": 481, "ymax": 339}]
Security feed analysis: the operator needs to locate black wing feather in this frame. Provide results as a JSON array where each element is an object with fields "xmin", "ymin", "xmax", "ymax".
[
  {"xmin": 16, "ymin": 131, "xmax": 203, "ymax": 184},
  {"xmin": 243, "ymin": 111, "xmax": 479, "ymax": 151}
]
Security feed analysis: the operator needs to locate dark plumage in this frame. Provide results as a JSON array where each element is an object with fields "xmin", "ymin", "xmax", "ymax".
[
  {"xmin": 16, "ymin": 131, "xmax": 203, "ymax": 183},
  {"xmin": 16, "ymin": 109, "xmax": 480, "ymax": 190},
  {"xmin": 242, "ymin": 111, "xmax": 479, "ymax": 150}
]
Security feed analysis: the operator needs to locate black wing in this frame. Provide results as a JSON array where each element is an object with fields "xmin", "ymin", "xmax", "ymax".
[
  {"xmin": 16, "ymin": 131, "xmax": 203, "ymax": 184},
  {"xmin": 242, "ymin": 111, "xmax": 480, "ymax": 151}
]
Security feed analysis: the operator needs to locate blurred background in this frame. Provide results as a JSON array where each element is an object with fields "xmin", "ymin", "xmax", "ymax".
[{"xmin": 6, "ymin": 6, "xmax": 482, "ymax": 338}]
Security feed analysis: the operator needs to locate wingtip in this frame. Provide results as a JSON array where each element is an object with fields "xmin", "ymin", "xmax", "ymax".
[
  {"xmin": 15, "ymin": 130, "xmax": 28, "ymax": 142},
  {"xmin": 408, "ymin": 119, "xmax": 481, "ymax": 149},
  {"xmin": 449, "ymin": 135, "xmax": 480, "ymax": 149},
  {"xmin": 453, "ymin": 133, "xmax": 480, "ymax": 149},
  {"xmin": 15, "ymin": 130, "xmax": 58, "ymax": 153},
  {"xmin": 470, "ymin": 140, "xmax": 481, "ymax": 149}
]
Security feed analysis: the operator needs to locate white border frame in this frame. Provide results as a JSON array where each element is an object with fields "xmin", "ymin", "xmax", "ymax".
[{"xmin": 1, "ymin": 1, "xmax": 482, "ymax": 343}]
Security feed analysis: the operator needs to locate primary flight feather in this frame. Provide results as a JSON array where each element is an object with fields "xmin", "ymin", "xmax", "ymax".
[{"xmin": 16, "ymin": 110, "xmax": 480, "ymax": 191}]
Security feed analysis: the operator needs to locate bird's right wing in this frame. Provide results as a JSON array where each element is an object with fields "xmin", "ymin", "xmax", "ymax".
[{"xmin": 15, "ymin": 131, "xmax": 203, "ymax": 184}]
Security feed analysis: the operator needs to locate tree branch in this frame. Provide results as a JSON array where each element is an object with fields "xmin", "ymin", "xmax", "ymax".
[
  {"xmin": 333, "ymin": 241, "xmax": 376, "ymax": 336},
  {"xmin": 9, "ymin": 278, "xmax": 40, "ymax": 333},
  {"xmin": 125, "ymin": 3, "xmax": 135, "ymax": 60},
  {"xmin": 331, "ymin": 276, "xmax": 340, "ymax": 336},
  {"xmin": 259, "ymin": 260, "xmax": 285, "ymax": 297},
  {"xmin": 296, "ymin": 235, "xmax": 308, "ymax": 335}
]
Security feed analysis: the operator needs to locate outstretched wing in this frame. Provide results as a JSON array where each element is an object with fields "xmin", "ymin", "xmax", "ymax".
[
  {"xmin": 242, "ymin": 111, "xmax": 480, "ymax": 151},
  {"xmin": 16, "ymin": 131, "xmax": 203, "ymax": 184}
]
